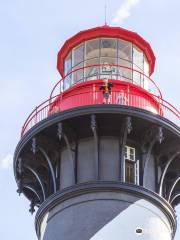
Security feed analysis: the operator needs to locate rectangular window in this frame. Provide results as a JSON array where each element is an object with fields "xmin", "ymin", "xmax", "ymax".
[
  {"xmin": 85, "ymin": 39, "xmax": 100, "ymax": 60},
  {"xmin": 125, "ymin": 161, "xmax": 135, "ymax": 183},
  {"xmin": 143, "ymin": 56, "xmax": 149, "ymax": 90},
  {"xmin": 84, "ymin": 58, "xmax": 99, "ymax": 80},
  {"xmin": 100, "ymin": 57, "xmax": 117, "ymax": 80},
  {"xmin": 100, "ymin": 38, "xmax": 117, "ymax": 58},
  {"xmin": 73, "ymin": 43, "xmax": 84, "ymax": 67},
  {"xmin": 133, "ymin": 45, "xmax": 144, "ymax": 71},
  {"xmin": 64, "ymin": 52, "xmax": 72, "ymax": 75},
  {"xmin": 125, "ymin": 146, "xmax": 135, "ymax": 162},
  {"xmin": 117, "ymin": 59, "xmax": 132, "ymax": 82},
  {"xmin": 64, "ymin": 52, "xmax": 72, "ymax": 90},
  {"xmin": 124, "ymin": 146, "xmax": 139, "ymax": 185},
  {"xmin": 72, "ymin": 62, "xmax": 84, "ymax": 84},
  {"xmin": 118, "ymin": 39, "xmax": 132, "ymax": 61},
  {"xmin": 133, "ymin": 45, "xmax": 144, "ymax": 87}
]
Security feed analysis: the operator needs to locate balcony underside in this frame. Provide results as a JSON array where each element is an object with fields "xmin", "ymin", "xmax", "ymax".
[{"xmin": 14, "ymin": 105, "xmax": 180, "ymax": 213}]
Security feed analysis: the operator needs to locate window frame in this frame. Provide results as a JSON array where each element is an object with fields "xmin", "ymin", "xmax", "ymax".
[{"xmin": 124, "ymin": 146, "xmax": 139, "ymax": 185}]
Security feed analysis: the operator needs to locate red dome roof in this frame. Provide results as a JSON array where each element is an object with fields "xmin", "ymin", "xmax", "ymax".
[{"xmin": 57, "ymin": 25, "xmax": 156, "ymax": 77}]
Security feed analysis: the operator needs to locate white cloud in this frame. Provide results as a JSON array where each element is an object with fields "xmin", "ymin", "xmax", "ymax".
[
  {"xmin": 112, "ymin": 0, "xmax": 141, "ymax": 25},
  {"xmin": 0, "ymin": 154, "xmax": 13, "ymax": 170}
]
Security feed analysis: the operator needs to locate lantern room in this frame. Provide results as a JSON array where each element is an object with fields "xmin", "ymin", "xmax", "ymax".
[
  {"xmin": 57, "ymin": 25, "xmax": 155, "ymax": 91},
  {"xmin": 48, "ymin": 25, "xmax": 161, "ymax": 115}
]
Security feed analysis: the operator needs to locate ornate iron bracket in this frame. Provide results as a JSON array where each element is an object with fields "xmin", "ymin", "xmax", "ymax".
[
  {"xmin": 142, "ymin": 127, "xmax": 164, "ymax": 187},
  {"xmin": 168, "ymin": 175, "xmax": 180, "ymax": 202},
  {"xmin": 159, "ymin": 151, "xmax": 180, "ymax": 197},
  {"xmin": 91, "ymin": 114, "xmax": 99, "ymax": 179},
  {"xmin": 29, "ymin": 199, "xmax": 35, "ymax": 215},
  {"xmin": 31, "ymin": 137, "xmax": 37, "ymax": 154},
  {"xmin": 30, "ymin": 136, "xmax": 57, "ymax": 194},
  {"xmin": 17, "ymin": 158, "xmax": 23, "ymax": 195},
  {"xmin": 38, "ymin": 147, "xmax": 57, "ymax": 193},
  {"xmin": 24, "ymin": 164, "xmax": 46, "ymax": 201},
  {"xmin": 57, "ymin": 122, "xmax": 76, "ymax": 184}
]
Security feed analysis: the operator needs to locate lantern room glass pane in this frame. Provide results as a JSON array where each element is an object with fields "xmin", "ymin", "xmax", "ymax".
[
  {"xmin": 117, "ymin": 59, "xmax": 132, "ymax": 82},
  {"xmin": 100, "ymin": 57, "xmax": 117, "ymax": 79},
  {"xmin": 64, "ymin": 52, "xmax": 72, "ymax": 90},
  {"xmin": 85, "ymin": 58, "xmax": 99, "ymax": 80},
  {"xmin": 64, "ymin": 52, "xmax": 72, "ymax": 74},
  {"xmin": 100, "ymin": 38, "xmax": 117, "ymax": 58},
  {"xmin": 133, "ymin": 46, "xmax": 144, "ymax": 86},
  {"xmin": 72, "ymin": 62, "xmax": 84, "ymax": 85},
  {"xmin": 73, "ymin": 43, "xmax": 84, "ymax": 67},
  {"xmin": 144, "ymin": 56, "xmax": 150, "ymax": 90},
  {"xmin": 85, "ymin": 39, "xmax": 100, "ymax": 60},
  {"xmin": 133, "ymin": 45, "xmax": 144, "ymax": 71},
  {"xmin": 118, "ymin": 39, "xmax": 132, "ymax": 61},
  {"xmin": 144, "ymin": 56, "xmax": 149, "ymax": 76}
]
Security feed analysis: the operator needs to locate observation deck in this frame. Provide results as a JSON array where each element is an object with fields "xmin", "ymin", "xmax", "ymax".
[
  {"xmin": 21, "ymin": 64, "xmax": 179, "ymax": 137},
  {"xmin": 20, "ymin": 26, "xmax": 179, "ymax": 136}
]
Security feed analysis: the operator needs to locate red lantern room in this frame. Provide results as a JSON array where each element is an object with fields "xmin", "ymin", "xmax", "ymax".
[
  {"xmin": 21, "ymin": 25, "xmax": 179, "ymax": 136},
  {"xmin": 51, "ymin": 25, "xmax": 160, "ymax": 113}
]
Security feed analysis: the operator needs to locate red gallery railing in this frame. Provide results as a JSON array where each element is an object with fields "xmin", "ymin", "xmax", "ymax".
[
  {"xmin": 21, "ymin": 65, "xmax": 179, "ymax": 137},
  {"xmin": 49, "ymin": 64, "xmax": 162, "ymax": 100}
]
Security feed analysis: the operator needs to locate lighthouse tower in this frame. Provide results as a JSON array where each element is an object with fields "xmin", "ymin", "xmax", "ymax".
[{"xmin": 14, "ymin": 26, "xmax": 180, "ymax": 240}]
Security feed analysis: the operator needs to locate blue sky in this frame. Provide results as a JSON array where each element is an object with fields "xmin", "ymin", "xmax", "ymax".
[{"xmin": 0, "ymin": 0, "xmax": 179, "ymax": 239}]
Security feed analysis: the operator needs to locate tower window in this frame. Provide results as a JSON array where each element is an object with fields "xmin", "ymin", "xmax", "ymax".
[{"xmin": 124, "ymin": 146, "xmax": 139, "ymax": 185}]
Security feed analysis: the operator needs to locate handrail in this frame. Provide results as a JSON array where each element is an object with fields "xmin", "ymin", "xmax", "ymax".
[
  {"xmin": 21, "ymin": 94, "xmax": 60, "ymax": 137},
  {"xmin": 151, "ymin": 94, "xmax": 180, "ymax": 117},
  {"xmin": 49, "ymin": 64, "xmax": 162, "ymax": 101},
  {"xmin": 21, "ymin": 85, "xmax": 179, "ymax": 137}
]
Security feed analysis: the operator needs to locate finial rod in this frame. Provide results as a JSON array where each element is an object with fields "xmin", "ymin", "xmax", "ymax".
[{"xmin": 105, "ymin": 3, "xmax": 107, "ymax": 25}]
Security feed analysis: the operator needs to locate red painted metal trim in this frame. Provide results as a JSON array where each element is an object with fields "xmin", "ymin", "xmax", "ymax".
[
  {"xmin": 49, "ymin": 79, "xmax": 161, "ymax": 112},
  {"xmin": 20, "ymin": 83, "xmax": 179, "ymax": 137},
  {"xmin": 57, "ymin": 25, "xmax": 156, "ymax": 77}
]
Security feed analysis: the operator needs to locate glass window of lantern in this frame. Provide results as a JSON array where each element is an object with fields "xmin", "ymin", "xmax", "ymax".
[
  {"xmin": 73, "ymin": 43, "xmax": 84, "ymax": 67},
  {"xmin": 118, "ymin": 39, "xmax": 132, "ymax": 62},
  {"xmin": 144, "ymin": 56, "xmax": 149, "ymax": 76},
  {"xmin": 85, "ymin": 58, "xmax": 99, "ymax": 80},
  {"xmin": 64, "ymin": 52, "xmax": 72, "ymax": 90},
  {"xmin": 144, "ymin": 56, "xmax": 150, "ymax": 90},
  {"xmin": 133, "ymin": 45, "xmax": 144, "ymax": 86},
  {"xmin": 100, "ymin": 38, "xmax": 117, "ymax": 58},
  {"xmin": 85, "ymin": 39, "xmax": 100, "ymax": 60},
  {"xmin": 72, "ymin": 62, "xmax": 84, "ymax": 85},
  {"xmin": 133, "ymin": 45, "xmax": 144, "ymax": 71},
  {"xmin": 64, "ymin": 52, "xmax": 72, "ymax": 74},
  {"xmin": 117, "ymin": 59, "xmax": 132, "ymax": 82},
  {"xmin": 100, "ymin": 57, "xmax": 117, "ymax": 79}
]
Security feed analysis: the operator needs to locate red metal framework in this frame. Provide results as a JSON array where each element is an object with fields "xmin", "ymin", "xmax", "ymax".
[
  {"xmin": 21, "ymin": 65, "xmax": 179, "ymax": 137},
  {"xmin": 57, "ymin": 25, "xmax": 156, "ymax": 76}
]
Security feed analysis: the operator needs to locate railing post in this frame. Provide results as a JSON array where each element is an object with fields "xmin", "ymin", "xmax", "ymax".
[
  {"xmin": 158, "ymin": 95, "xmax": 160, "ymax": 115},
  {"xmin": 127, "ymin": 85, "xmax": 130, "ymax": 106}
]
